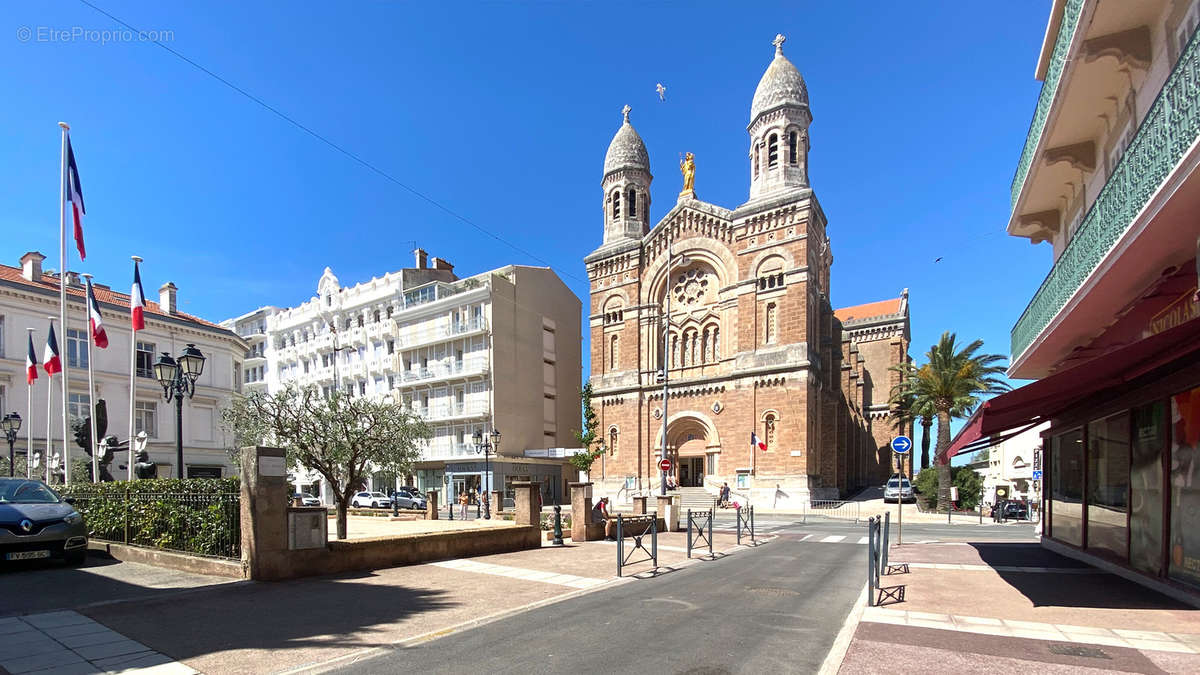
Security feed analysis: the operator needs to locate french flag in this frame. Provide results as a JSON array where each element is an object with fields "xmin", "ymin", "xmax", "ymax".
[
  {"xmin": 26, "ymin": 333, "xmax": 39, "ymax": 384},
  {"xmin": 86, "ymin": 278, "xmax": 108, "ymax": 349},
  {"xmin": 65, "ymin": 134, "xmax": 86, "ymax": 261},
  {"xmin": 751, "ymin": 432, "xmax": 767, "ymax": 452},
  {"xmin": 131, "ymin": 260, "xmax": 146, "ymax": 331},
  {"xmin": 43, "ymin": 323, "xmax": 62, "ymax": 376}
]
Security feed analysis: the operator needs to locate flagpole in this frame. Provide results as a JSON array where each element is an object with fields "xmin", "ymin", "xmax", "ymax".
[
  {"xmin": 58, "ymin": 121, "xmax": 71, "ymax": 486},
  {"xmin": 46, "ymin": 317, "xmax": 56, "ymax": 484},
  {"xmin": 82, "ymin": 273, "xmax": 99, "ymax": 483},
  {"xmin": 129, "ymin": 255, "xmax": 142, "ymax": 482},
  {"xmin": 26, "ymin": 328, "xmax": 35, "ymax": 479}
]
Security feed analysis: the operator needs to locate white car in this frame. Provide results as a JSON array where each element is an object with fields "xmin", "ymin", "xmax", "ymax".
[
  {"xmin": 393, "ymin": 490, "xmax": 427, "ymax": 510},
  {"xmin": 883, "ymin": 478, "xmax": 915, "ymax": 503},
  {"xmin": 292, "ymin": 492, "xmax": 321, "ymax": 506},
  {"xmin": 351, "ymin": 491, "xmax": 392, "ymax": 509}
]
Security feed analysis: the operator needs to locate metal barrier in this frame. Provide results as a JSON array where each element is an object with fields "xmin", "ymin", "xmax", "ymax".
[
  {"xmin": 68, "ymin": 491, "xmax": 241, "ymax": 559},
  {"xmin": 867, "ymin": 516, "xmax": 880, "ymax": 606},
  {"xmin": 867, "ymin": 513, "xmax": 907, "ymax": 606},
  {"xmin": 736, "ymin": 505, "xmax": 755, "ymax": 545},
  {"xmin": 687, "ymin": 508, "xmax": 714, "ymax": 559},
  {"xmin": 616, "ymin": 514, "xmax": 658, "ymax": 577},
  {"xmin": 804, "ymin": 500, "xmax": 860, "ymax": 523}
]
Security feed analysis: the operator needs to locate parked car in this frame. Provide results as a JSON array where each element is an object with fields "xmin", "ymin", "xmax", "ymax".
[
  {"xmin": 1001, "ymin": 501, "xmax": 1029, "ymax": 521},
  {"xmin": 0, "ymin": 478, "xmax": 88, "ymax": 566},
  {"xmin": 351, "ymin": 491, "xmax": 392, "ymax": 509},
  {"xmin": 393, "ymin": 490, "xmax": 427, "ymax": 510},
  {"xmin": 883, "ymin": 477, "xmax": 915, "ymax": 503},
  {"xmin": 292, "ymin": 492, "xmax": 321, "ymax": 507}
]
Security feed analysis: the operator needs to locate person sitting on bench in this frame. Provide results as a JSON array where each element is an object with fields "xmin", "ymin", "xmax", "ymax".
[{"xmin": 592, "ymin": 496, "xmax": 614, "ymax": 541}]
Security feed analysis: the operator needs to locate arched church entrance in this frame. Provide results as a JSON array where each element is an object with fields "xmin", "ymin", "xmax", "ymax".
[{"xmin": 661, "ymin": 413, "xmax": 720, "ymax": 488}]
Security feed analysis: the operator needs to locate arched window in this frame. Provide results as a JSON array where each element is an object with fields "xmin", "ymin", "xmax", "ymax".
[
  {"xmin": 701, "ymin": 327, "xmax": 710, "ymax": 364},
  {"xmin": 754, "ymin": 144, "xmax": 760, "ymax": 178},
  {"xmin": 373, "ymin": 309, "xmax": 380, "ymax": 323},
  {"xmin": 609, "ymin": 334, "xmax": 618, "ymax": 371},
  {"xmin": 768, "ymin": 134, "xmax": 779, "ymax": 167},
  {"xmin": 713, "ymin": 326, "xmax": 720, "ymax": 359},
  {"xmin": 689, "ymin": 329, "xmax": 698, "ymax": 365},
  {"xmin": 627, "ymin": 188, "xmax": 637, "ymax": 219},
  {"xmin": 612, "ymin": 190, "xmax": 621, "ymax": 219},
  {"xmin": 763, "ymin": 413, "xmax": 777, "ymax": 450},
  {"xmin": 609, "ymin": 427, "xmax": 618, "ymax": 457},
  {"xmin": 671, "ymin": 333, "xmax": 679, "ymax": 368},
  {"xmin": 765, "ymin": 302, "xmax": 777, "ymax": 345},
  {"xmin": 788, "ymin": 131, "xmax": 798, "ymax": 164}
]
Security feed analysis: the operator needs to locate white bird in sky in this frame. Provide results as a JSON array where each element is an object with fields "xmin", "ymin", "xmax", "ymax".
[{"xmin": 656, "ymin": 83, "xmax": 666, "ymax": 102}]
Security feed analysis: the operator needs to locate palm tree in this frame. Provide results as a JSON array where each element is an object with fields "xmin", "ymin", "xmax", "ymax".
[
  {"xmin": 893, "ymin": 332, "xmax": 1009, "ymax": 512},
  {"xmin": 888, "ymin": 375, "xmax": 942, "ymax": 472}
]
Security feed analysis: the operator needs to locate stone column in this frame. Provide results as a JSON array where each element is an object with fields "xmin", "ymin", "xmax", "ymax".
[
  {"xmin": 570, "ymin": 482, "xmax": 593, "ymax": 542},
  {"xmin": 512, "ymin": 480, "xmax": 540, "ymax": 527},
  {"xmin": 632, "ymin": 495, "xmax": 648, "ymax": 515},
  {"xmin": 425, "ymin": 489, "xmax": 439, "ymax": 520},
  {"xmin": 657, "ymin": 494, "xmax": 678, "ymax": 532},
  {"xmin": 491, "ymin": 490, "xmax": 504, "ymax": 514},
  {"xmin": 240, "ymin": 445, "xmax": 289, "ymax": 580}
]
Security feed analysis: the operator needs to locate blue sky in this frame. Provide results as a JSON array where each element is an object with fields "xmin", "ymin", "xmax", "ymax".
[{"xmin": 2, "ymin": 1, "xmax": 1051, "ymax": 446}]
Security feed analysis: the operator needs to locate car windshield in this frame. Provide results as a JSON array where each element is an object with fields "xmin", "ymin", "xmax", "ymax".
[
  {"xmin": 369, "ymin": 492, "xmax": 386, "ymax": 497},
  {"xmin": 0, "ymin": 479, "xmax": 63, "ymax": 504},
  {"xmin": 887, "ymin": 480, "xmax": 910, "ymax": 488}
]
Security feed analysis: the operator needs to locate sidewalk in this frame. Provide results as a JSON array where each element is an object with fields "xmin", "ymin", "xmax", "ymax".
[
  {"xmin": 837, "ymin": 541, "xmax": 1200, "ymax": 674},
  {"xmin": 76, "ymin": 530, "xmax": 752, "ymax": 674}
]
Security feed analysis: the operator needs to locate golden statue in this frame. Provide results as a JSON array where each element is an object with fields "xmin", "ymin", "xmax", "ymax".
[{"xmin": 679, "ymin": 152, "xmax": 695, "ymax": 195}]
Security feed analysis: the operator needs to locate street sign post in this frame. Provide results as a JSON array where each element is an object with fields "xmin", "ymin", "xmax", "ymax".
[
  {"xmin": 659, "ymin": 458, "xmax": 672, "ymax": 473},
  {"xmin": 1032, "ymin": 469, "xmax": 1043, "ymax": 481},
  {"xmin": 890, "ymin": 436, "xmax": 912, "ymax": 545},
  {"xmin": 890, "ymin": 436, "xmax": 912, "ymax": 454}
]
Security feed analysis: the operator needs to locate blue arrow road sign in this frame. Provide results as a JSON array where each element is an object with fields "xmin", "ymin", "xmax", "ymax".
[
  {"xmin": 1032, "ymin": 470, "xmax": 1043, "ymax": 481},
  {"xmin": 891, "ymin": 436, "xmax": 912, "ymax": 454}
]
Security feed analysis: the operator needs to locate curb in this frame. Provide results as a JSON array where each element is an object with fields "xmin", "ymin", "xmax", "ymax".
[{"xmin": 817, "ymin": 583, "xmax": 868, "ymax": 675}]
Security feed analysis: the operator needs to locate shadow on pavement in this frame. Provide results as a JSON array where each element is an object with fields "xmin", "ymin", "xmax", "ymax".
[
  {"xmin": 81, "ymin": 569, "xmax": 458, "ymax": 664},
  {"xmin": 969, "ymin": 542, "xmax": 1195, "ymax": 611}
]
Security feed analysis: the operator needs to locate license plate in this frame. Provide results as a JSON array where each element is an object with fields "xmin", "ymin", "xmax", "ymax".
[{"xmin": 5, "ymin": 550, "xmax": 51, "ymax": 561}]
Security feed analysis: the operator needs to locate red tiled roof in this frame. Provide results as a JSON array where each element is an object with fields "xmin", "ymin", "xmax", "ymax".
[
  {"xmin": 0, "ymin": 263, "xmax": 226, "ymax": 331},
  {"xmin": 833, "ymin": 297, "xmax": 904, "ymax": 322}
]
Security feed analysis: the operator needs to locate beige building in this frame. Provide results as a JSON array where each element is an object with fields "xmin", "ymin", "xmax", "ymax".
[
  {"xmin": 0, "ymin": 251, "xmax": 247, "ymax": 479},
  {"xmin": 224, "ymin": 251, "xmax": 582, "ymax": 506}
]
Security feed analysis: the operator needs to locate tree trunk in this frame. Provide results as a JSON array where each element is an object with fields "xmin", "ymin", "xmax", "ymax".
[
  {"xmin": 334, "ymin": 496, "xmax": 348, "ymax": 540},
  {"xmin": 936, "ymin": 409, "xmax": 952, "ymax": 513},
  {"xmin": 920, "ymin": 417, "xmax": 932, "ymax": 470}
]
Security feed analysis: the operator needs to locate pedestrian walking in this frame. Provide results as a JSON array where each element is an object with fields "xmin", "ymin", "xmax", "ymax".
[{"xmin": 458, "ymin": 490, "xmax": 469, "ymax": 519}]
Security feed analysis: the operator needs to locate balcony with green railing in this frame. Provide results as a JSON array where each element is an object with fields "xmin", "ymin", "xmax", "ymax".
[
  {"xmin": 1010, "ymin": 24, "xmax": 1200, "ymax": 360},
  {"xmin": 1010, "ymin": 0, "xmax": 1084, "ymax": 210}
]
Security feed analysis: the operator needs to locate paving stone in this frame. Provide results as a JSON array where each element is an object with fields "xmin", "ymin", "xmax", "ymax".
[
  {"xmin": 71, "ymin": 639, "xmax": 153, "ymax": 661},
  {"xmin": 0, "ymin": 637, "xmax": 66, "ymax": 660},
  {"xmin": 0, "ymin": 648, "xmax": 89, "ymax": 674},
  {"xmin": 1126, "ymin": 639, "xmax": 1195, "ymax": 654},
  {"xmin": 22, "ymin": 661, "xmax": 102, "ymax": 675},
  {"xmin": 40, "ymin": 622, "xmax": 109, "ymax": 639},
  {"xmin": 0, "ymin": 618, "xmax": 29, "ymax": 635},
  {"xmin": 91, "ymin": 650, "xmax": 173, "ymax": 670},
  {"xmin": 55, "ymin": 629, "xmax": 128, "ymax": 649},
  {"xmin": 20, "ymin": 611, "xmax": 91, "ymax": 629}
]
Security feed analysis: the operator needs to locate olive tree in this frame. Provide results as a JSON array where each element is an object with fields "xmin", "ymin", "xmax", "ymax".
[{"xmin": 221, "ymin": 386, "xmax": 431, "ymax": 539}]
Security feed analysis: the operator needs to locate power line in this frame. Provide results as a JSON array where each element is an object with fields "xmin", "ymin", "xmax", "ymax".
[{"xmin": 76, "ymin": 0, "xmax": 586, "ymax": 285}]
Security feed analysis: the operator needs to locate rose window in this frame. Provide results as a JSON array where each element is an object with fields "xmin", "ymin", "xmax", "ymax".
[{"xmin": 673, "ymin": 269, "xmax": 710, "ymax": 306}]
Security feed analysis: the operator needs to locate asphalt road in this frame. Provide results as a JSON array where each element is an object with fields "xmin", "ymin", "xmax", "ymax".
[{"xmin": 336, "ymin": 533, "xmax": 866, "ymax": 675}]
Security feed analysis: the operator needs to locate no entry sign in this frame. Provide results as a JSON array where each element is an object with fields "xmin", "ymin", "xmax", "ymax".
[{"xmin": 659, "ymin": 458, "xmax": 672, "ymax": 472}]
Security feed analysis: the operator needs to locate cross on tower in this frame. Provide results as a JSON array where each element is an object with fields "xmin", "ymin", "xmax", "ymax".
[
  {"xmin": 773, "ymin": 33, "xmax": 786, "ymax": 53},
  {"xmin": 622, "ymin": 104, "xmax": 631, "ymax": 122}
]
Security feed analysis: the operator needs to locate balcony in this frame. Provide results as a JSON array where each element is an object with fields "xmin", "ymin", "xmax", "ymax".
[
  {"xmin": 420, "ymin": 443, "xmax": 478, "ymax": 462},
  {"xmin": 1010, "ymin": 22, "xmax": 1200, "ymax": 374},
  {"xmin": 393, "ymin": 318, "xmax": 489, "ymax": 351},
  {"xmin": 393, "ymin": 356, "xmax": 490, "ymax": 387},
  {"xmin": 422, "ymin": 403, "xmax": 490, "ymax": 422}
]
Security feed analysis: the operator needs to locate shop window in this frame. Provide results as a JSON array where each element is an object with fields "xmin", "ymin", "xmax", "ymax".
[
  {"xmin": 1170, "ymin": 385, "xmax": 1200, "ymax": 587},
  {"xmin": 1087, "ymin": 412, "xmax": 1129, "ymax": 560},
  {"xmin": 1049, "ymin": 428, "xmax": 1084, "ymax": 547},
  {"xmin": 1130, "ymin": 401, "xmax": 1165, "ymax": 574}
]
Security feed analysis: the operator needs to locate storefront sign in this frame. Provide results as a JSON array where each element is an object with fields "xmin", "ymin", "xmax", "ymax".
[
  {"xmin": 1148, "ymin": 287, "xmax": 1199, "ymax": 336},
  {"xmin": 447, "ymin": 462, "xmax": 487, "ymax": 473}
]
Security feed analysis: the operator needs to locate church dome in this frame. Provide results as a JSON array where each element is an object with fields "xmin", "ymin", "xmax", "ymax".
[
  {"xmin": 750, "ymin": 35, "xmax": 808, "ymax": 122},
  {"xmin": 603, "ymin": 105, "xmax": 650, "ymax": 177}
]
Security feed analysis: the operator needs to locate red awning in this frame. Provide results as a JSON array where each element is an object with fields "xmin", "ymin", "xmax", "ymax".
[{"xmin": 946, "ymin": 315, "xmax": 1200, "ymax": 458}]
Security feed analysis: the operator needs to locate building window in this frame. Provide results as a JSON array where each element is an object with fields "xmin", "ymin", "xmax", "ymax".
[
  {"xmin": 788, "ymin": 131, "xmax": 798, "ymax": 164},
  {"xmin": 765, "ymin": 303, "xmax": 777, "ymax": 345},
  {"xmin": 373, "ymin": 310, "xmax": 381, "ymax": 323},
  {"xmin": 627, "ymin": 188, "xmax": 637, "ymax": 219},
  {"xmin": 1130, "ymin": 401, "xmax": 1165, "ymax": 574},
  {"xmin": 754, "ymin": 144, "xmax": 760, "ymax": 178},
  {"xmin": 609, "ymin": 334, "xmax": 618, "ymax": 371},
  {"xmin": 386, "ymin": 305, "xmax": 394, "ymax": 319},
  {"xmin": 357, "ymin": 315, "xmax": 364, "ymax": 328},
  {"xmin": 1087, "ymin": 412, "xmax": 1129, "ymax": 560},
  {"xmin": 359, "ymin": 381, "xmax": 367, "ymax": 396},
  {"xmin": 66, "ymin": 328, "xmax": 88, "ymax": 368},
  {"xmin": 768, "ymin": 134, "xmax": 778, "ymax": 167},
  {"xmin": 387, "ymin": 375, "xmax": 395, "ymax": 390},
  {"xmin": 1049, "ymin": 428, "xmax": 1084, "ymax": 547},
  {"xmin": 1170, "ymin": 385, "xmax": 1200, "ymax": 587},
  {"xmin": 0, "ymin": 316, "xmax": 5, "ymax": 358},
  {"xmin": 67, "ymin": 392, "xmax": 90, "ymax": 423},
  {"xmin": 136, "ymin": 341, "xmax": 156, "ymax": 378},
  {"xmin": 612, "ymin": 190, "xmax": 621, "ymax": 219},
  {"xmin": 763, "ymin": 413, "xmax": 777, "ymax": 450},
  {"xmin": 135, "ymin": 401, "xmax": 157, "ymax": 438},
  {"xmin": 609, "ymin": 427, "xmax": 618, "ymax": 457},
  {"xmin": 387, "ymin": 339, "xmax": 395, "ymax": 355}
]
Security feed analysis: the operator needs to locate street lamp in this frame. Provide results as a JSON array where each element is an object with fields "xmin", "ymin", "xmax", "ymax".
[
  {"xmin": 2, "ymin": 413, "xmax": 21, "ymax": 477},
  {"xmin": 472, "ymin": 427, "xmax": 500, "ymax": 519},
  {"xmin": 154, "ymin": 344, "xmax": 206, "ymax": 478}
]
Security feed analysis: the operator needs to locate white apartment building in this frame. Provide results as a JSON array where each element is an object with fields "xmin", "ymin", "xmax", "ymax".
[
  {"xmin": 973, "ymin": 422, "xmax": 1048, "ymax": 508},
  {"xmin": 223, "ymin": 250, "xmax": 582, "ymax": 506},
  {"xmin": 0, "ymin": 252, "xmax": 247, "ymax": 479}
]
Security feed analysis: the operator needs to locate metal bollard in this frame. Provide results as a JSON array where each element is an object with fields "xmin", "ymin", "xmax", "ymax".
[
  {"xmin": 552, "ymin": 502, "xmax": 564, "ymax": 546},
  {"xmin": 651, "ymin": 513, "xmax": 658, "ymax": 568},
  {"xmin": 867, "ymin": 516, "xmax": 877, "ymax": 607},
  {"xmin": 881, "ymin": 511, "xmax": 890, "ymax": 573},
  {"xmin": 616, "ymin": 514, "xmax": 624, "ymax": 577},
  {"xmin": 750, "ymin": 506, "xmax": 755, "ymax": 543},
  {"xmin": 687, "ymin": 509, "xmax": 693, "ymax": 558},
  {"xmin": 708, "ymin": 507, "xmax": 714, "ymax": 557},
  {"xmin": 393, "ymin": 498, "xmax": 398, "ymax": 518},
  {"xmin": 736, "ymin": 506, "xmax": 742, "ymax": 545}
]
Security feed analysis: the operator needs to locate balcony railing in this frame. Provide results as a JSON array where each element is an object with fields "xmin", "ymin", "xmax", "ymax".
[
  {"xmin": 1010, "ymin": 0, "xmax": 1084, "ymax": 210},
  {"xmin": 1011, "ymin": 23, "xmax": 1200, "ymax": 359},
  {"xmin": 393, "ymin": 357, "xmax": 489, "ymax": 386}
]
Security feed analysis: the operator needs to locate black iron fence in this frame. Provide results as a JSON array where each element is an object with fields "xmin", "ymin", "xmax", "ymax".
[
  {"xmin": 69, "ymin": 491, "xmax": 241, "ymax": 560},
  {"xmin": 686, "ymin": 508, "xmax": 714, "ymax": 559}
]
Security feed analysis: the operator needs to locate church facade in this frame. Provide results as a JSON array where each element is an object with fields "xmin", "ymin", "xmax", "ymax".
[{"xmin": 584, "ymin": 35, "xmax": 911, "ymax": 507}]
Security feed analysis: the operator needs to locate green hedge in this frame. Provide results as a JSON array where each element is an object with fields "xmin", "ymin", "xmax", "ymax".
[{"xmin": 60, "ymin": 478, "xmax": 242, "ymax": 559}]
